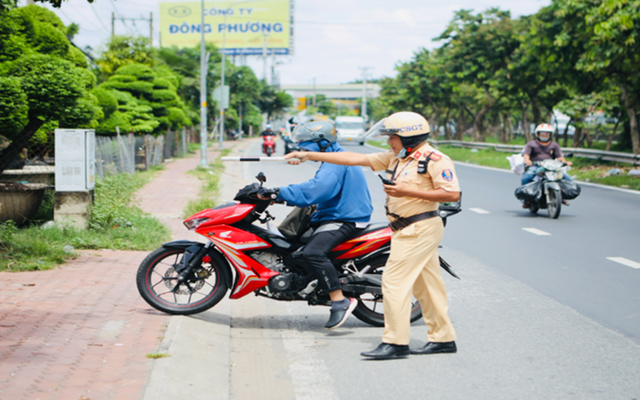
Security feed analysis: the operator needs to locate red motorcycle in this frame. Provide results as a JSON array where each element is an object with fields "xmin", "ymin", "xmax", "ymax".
[
  {"xmin": 136, "ymin": 173, "xmax": 460, "ymax": 327},
  {"xmin": 262, "ymin": 135, "xmax": 276, "ymax": 157}
]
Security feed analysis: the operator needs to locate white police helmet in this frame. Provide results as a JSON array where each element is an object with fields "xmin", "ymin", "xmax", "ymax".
[{"xmin": 366, "ymin": 112, "xmax": 431, "ymax": 157}]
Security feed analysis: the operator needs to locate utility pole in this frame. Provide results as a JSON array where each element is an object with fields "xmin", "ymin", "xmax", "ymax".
[
  {"xmin": 199, "ymin": 0, "xmax": 208, "ymax": 166},
  {"xmin": 111, "ymin": 12, "xmax": 115, "ymax": 37},
  {"xmin": 312, "ymin": 77, "xmax": 316, "ymax": 107},
  {"xmin": 262, "ymin": 33, "xmax": 269, "ymax": 82},
  {"xmin": 149, "ymin": 12, "xmax": 153, "ymax": 46},
  {"xmin": 358, "ymin": 67, "xmax": 370, "ymax": 120},
  {"xmin": 219, "ymin": 11, "xmax": 227, "ymax": 149}
]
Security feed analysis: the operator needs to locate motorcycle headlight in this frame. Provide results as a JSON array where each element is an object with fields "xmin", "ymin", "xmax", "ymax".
[
  {"xmin": 545, "ymin": 171, "xmax": 559, "ymax": 181},
  {"xmin": 184, "ymin": 218, "xmax": 209, "ymax": 231}
]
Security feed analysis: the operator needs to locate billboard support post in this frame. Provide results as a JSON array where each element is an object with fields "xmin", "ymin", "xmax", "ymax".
[
  {"xmin": 200, "ymin": 0, "xmax": 208, "ymax": 166},
  {"xmin": 219, "ymin": 9, "xmax": 226, "ymax": 149}
]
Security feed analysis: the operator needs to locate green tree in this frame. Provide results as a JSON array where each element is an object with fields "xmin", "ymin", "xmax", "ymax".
[
  {"xmin": 0, "ymin": 5, "xmax": 99, "ymax": 174},
  {"xmin": 254, "ymin": 82, "xmax": 294, "ymax": 121},
  {"xmin": 572, "ymin": 0, "xmax": 640, "ymax": 153},
  {"xmin": 436, "ymin": 9, "xmax": 520, "ymax": 141},
  {"xmin": 96, "ymin": 36, "xmax": 155, "ymax": 79}
]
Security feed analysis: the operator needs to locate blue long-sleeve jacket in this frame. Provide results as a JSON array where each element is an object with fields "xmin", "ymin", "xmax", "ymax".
[{"xmin": 277, "ymin": 142, "xmax": 373, "ymax": 223}]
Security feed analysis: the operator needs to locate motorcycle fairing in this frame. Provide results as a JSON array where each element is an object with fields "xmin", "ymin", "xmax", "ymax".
[
  {"xmin": 331, "ymin": 227, "xmax": 392, "ymax": 260},
  {"xmin": 187, "ymin": 203, "xmax": 255, "ymax": 228},
  {"xmin": 201, "ymin": 224, "xmax": 279, "ymax": 299}
]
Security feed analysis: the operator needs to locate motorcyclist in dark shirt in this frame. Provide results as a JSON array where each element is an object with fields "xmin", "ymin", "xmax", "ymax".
[
  {"xmin": 260, "ymin": 124, "xmax": 275, "ymax": 137},
  {"xmin": 521, "ymin": 124, "xmax": 573, "ymax": 185}
]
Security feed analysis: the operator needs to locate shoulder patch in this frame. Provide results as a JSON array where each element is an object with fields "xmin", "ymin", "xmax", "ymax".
[{"xmin": 441, "ymin": 169, "xmax": 454, "ymax": 181}]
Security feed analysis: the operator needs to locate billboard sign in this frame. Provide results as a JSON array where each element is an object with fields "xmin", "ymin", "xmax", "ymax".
[{"xmin": 159, "ymin": 0, "xmax": 293, "ymax": 55}]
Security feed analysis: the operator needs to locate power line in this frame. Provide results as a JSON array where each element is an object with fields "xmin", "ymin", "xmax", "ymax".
[{"xmin": 89, "ymin": 3, "xmax": 110, "ymax": 34}]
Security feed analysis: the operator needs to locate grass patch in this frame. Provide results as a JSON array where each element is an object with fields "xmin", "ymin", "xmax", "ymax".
[
  {"xmin": 436, "ymin": 145, "xmax": 512, "ymax": 170},
  {"xmin": 367, "ymin": 140, "xmax": 389, "ymax": 150},
  {"xmin": 183, "ymin": 149, "xmax": 231, "ymax": 218},
  {"xmin": 435, "ymin": 145, "xmax": 640, "ymax": 191},
  {"xmin": 146, "ymin": 353, "xmax": 170, "ymax": 359},
  {"xmin": 0, "ymin": 166, "xmax": 171, "ymax": 272}
]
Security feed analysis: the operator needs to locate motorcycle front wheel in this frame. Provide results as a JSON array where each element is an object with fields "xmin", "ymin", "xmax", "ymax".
[
  {"xmin": 351, "ymin": 256, "xmax": 423, "ymax": 327},
  {"xmin": 266, "ymin": 147, "xmax": 273, "ymax": 157},
  {"xmin": 136, "ymin": 246, "xmax": 229, "ymax": 315},
  {"xmin": 547, "ymin": 188, "xmax": 562, "ymax": 219}
]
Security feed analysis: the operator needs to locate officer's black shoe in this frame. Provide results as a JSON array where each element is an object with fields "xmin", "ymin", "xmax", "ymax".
[
  {"xmin": 360, "ymin": 343, "xmax": 410, "ymax": 360},
  {"xmin": 410, "ymin": 341, "xmax": 457, "ymax": 355},
  {"xmin": 325, "ymin": 298, "xmax": 357, "ymax": 330}
]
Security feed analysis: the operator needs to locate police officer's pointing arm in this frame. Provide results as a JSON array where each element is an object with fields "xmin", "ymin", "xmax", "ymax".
[{"xmin": 285, "ymin": 151, "xmax": 372, "ymax": 167}]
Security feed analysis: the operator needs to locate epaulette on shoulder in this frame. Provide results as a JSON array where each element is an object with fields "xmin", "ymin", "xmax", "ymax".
[{"xmin": 427, "ymin": 151, "xmax": 442, "ymax": 162}]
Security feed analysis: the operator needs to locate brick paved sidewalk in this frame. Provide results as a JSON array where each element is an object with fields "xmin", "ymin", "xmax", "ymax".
[{"xmin": 0, "ymin": 146, "xmax": 231, "ymax": 400}]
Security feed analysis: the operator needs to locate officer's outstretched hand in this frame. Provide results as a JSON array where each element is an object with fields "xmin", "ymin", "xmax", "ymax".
[
  {"xmin": 284, "ymin": 151, "xmax": 308, "ymax": 164},
  {"xmin": 383, "ymin": 181, "xmax": 412, "ymax": 198}
]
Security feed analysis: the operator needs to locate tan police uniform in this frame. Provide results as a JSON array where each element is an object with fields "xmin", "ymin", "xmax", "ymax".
[{"xmin": 367, "ymin": 143, "xmax": 459, "ymax": 345}]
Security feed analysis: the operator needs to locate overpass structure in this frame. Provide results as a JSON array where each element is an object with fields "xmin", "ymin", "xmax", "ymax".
[
  {"xmin": 280, "ymin": 83, "xmax": 381, "ymax": 100},
  {"xmin": 281, "ymin": 83, "xmax": 381, "ymax": 112}
]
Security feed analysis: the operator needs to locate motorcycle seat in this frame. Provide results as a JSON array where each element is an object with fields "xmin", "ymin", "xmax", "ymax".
[{"xmin": 358, "ymin": 222, "xmax": 389, "ymax": 235}]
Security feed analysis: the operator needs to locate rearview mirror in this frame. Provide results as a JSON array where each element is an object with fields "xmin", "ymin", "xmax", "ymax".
[
  {"xmin": 256, "ymin": 172, "xmax": 266, "ymax": 183},
  {"xmin": 564, "ymin": 152, "xmax": 573, "ymax": 158}
]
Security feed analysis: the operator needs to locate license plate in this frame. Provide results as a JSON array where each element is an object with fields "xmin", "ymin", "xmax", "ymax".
[{"xmin": 346, "ymin": 138, "xmax": 352, "ymax": 141}]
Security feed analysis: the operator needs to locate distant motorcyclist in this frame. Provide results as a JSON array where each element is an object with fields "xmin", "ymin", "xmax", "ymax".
[
  {"xmin": 521, "ymin": 124, "xmax": 573, "ymax": 186},
  {"xmin": 259, "ymin": 120, "xmax": 373, "ymax": 330},
  {"xmin": 260, "ymin": 124, "xmax": 275, "ymax": 137}
]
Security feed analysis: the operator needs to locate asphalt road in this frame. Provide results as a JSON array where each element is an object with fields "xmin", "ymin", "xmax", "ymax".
[{"xmin": 222, "ymin": 138, "xmax": 640, "ymax": 400}]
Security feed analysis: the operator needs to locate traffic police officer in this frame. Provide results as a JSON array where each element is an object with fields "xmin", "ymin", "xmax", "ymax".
[{"xmin": 285, "ymin": 111, "xmax": 460, "ymax": 359}]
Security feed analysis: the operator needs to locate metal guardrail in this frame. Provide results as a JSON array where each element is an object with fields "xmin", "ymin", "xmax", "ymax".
[{"xmin": 432, "ymin": 140, "xmax": 640, "ymax": 166}]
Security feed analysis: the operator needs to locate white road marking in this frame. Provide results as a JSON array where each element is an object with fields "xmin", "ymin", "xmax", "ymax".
[
  {"xmin": 606, "ymin": 257, "xmax": 640, "ymax": 269},
  {"xmin": 469, "ymin": 208, "xmax": 490, "ymax": 214},
  {"xmin": 522, "ymin": 228, "xmax": 551, "ymax": 236}
]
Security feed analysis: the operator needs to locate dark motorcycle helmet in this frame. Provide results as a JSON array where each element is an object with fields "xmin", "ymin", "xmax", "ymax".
[{"xmin": 292, "ymin": 120, "xmax": 337, "ymax": 152}]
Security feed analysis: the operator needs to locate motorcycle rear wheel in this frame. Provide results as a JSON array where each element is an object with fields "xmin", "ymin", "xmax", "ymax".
[
  {"xmin": 136, "ymin": 246, "xmax": 229, "ymax": 315},
  {"xmin": 547, "ymin": 189, "xmax": 562, "ymax": 219},
  {"xmin": 351, "ymin": 256, "xmax": 423, "ymax": 327}
]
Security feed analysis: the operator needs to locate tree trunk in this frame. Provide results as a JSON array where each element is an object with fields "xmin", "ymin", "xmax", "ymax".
[
  {"xmin": 443, "ymin": 109, "xmax": 452, "ymax": 140},
  {"xmin": 620, "ymin": 84, "xmax": 640, "ymax": 154},
  {"xmin": 498, "ymin": 112, "xmax": 507, "ymax": 143},
  {"xmin": 605, "ymin": 115, "xmax": 621, "ymax": 151},
  {"xmin": 522, "ymin": 103, "xmax": 532, "ymax": 142},
  {"xmin": 474, "ymin": 88, "xmax": 498, "ymax": 142},
  {"xmin": 455, "ymin": 108, "xmax": 467, "ymax": 141},
  {"xmin": 531, "ymin": 94, "xmax": 542, "ymax": 126},
  {"xmin": 0, "ymin": 117, "xmax": 46, "ymax": 175},
  {"xmin": 562, "ymin": 118, "xmax": 572, "ymax": 147},
  {"xmin": 572, "ymin": 125, "xmax": 584, "ymax": 147}
]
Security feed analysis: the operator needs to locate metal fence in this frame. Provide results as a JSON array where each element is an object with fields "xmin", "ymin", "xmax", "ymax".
[
  {"xmin": 433, "ymin": 140, "xmax": 640, "ymax": 166},
  {"xmin": 95, "ymin": 129, "xmax": 189, "ymax": 178},
  {"xmin": 1, "ymin": 128, "xmax": 191, "ymax": 225}
]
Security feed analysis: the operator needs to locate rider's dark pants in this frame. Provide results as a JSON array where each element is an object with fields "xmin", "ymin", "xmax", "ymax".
[{"xmin": 302, "ymin": 222, "xmax": 360, "ymax": 293}]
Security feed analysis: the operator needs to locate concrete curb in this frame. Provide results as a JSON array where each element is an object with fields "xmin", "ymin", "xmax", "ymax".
[{"xmin": 142, "ymin": 140, "xmax": 256, "ymax": 400}]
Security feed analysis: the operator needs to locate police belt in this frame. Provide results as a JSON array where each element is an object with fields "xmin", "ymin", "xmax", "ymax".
[{"xmin": 389, "ymin": 210, "xmax": 439, "ymax": 232}]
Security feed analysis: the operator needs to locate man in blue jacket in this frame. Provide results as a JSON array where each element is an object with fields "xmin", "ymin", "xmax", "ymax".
[{"xmin": 264, "ymin": 120, "xmax": 373, "ymax": 330}]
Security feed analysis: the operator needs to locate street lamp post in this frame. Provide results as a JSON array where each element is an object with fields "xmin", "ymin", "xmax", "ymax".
[{"xmin": 219, "ymin": 0, "xmax": 259, "ymax": 148}]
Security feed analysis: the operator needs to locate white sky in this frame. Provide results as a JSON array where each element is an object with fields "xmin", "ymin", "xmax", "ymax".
[{"xmin": 26, "ymin": 0, "xmax": 550, "ymax": 85}]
